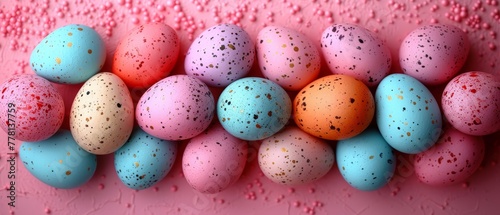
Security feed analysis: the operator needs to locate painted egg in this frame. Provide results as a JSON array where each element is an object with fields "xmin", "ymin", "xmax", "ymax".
[
  {"xmin": 321, "ymin": 23, "xmax": 392, "ymax": 87},
  {"xmin": 19, "ymin": 130, "xmax": 97, "ymax": 189},
  {"xmin": 217, "ymin": 77, "xmax": 291, "ymax": 141},
  {"xmin": 414, "ymin": 126, "xmax": 485, "ymax": 186},
  {"xmin": 30, "ymin": 24, "xmax": 106, "ymax": 84},
  {"xmin": 400, "ymin": 24, "xmax": 470, "ymax": 85},
  {"xmin": 258, "ymin": 126, "xmax": 334, "ymax": 185},
  {"xmin": 293, "ymin": 74, "xmax": 375, "ymax": 140},
  {"xmin": 136, "ymin": 75, "xmax": 215, "ymax": 140},
  {"xmin": 70, "ymin": 72, "xmax": 134, "ymax": 155},
  {"xmin": 113, "ymin": 23, "xmax": 180, "ymax": 89},
  {"xmin": 182, "ymin": 123, "xmax": 248, "ymax": 194},
  {"xmin": 336, "ymin": 128, "xmax": 396, "ymax": 191},
  {"xmin": 442, "ymin": 71, "xmax": 500, "ymax": 136},
  {"xmin": 185, "ymin": 23, "xmax": 255, "ymax": 87},
  {"xmin": 0, "ymin": 74, "xmax": 64, "ymax": 142},
  {"xmin": 114, "ymin": 127, "xmax": 177, "ymax": 190},
  {"xmin": 375, "ymin": 74, "xmax": 442, "ymax": 154},
  {"xmin": 256, "ymin": 26, "xmax": 321, "ymax": 91}
]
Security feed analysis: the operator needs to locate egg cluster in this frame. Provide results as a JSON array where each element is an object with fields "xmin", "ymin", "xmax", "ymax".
[{"xmin": 0, "ymin": 22, "xmax": 498, "ymax": 192}]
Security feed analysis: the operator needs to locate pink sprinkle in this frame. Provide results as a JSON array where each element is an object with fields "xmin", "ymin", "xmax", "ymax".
[
  {"xmin": 171, "ymin": 185, "xmax": 178, "ymax": 192},
  {"xmin": 44, "ymin": 208, "xmax": 51, "ymax": 214},
  {"xmin": 293, "ymin": 201, "xmax": 301, "ymax": 207},
  {"xmin": 98, "ymin": 184, "xmax": 105, "ymax": 190}
]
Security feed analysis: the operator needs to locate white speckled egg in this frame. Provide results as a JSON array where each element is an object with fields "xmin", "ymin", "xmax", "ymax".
[
  {"xmin": 400, "ymin": 24, "xmax": 470, "ymax": 85},
  {"xmin": 337, "ymin": 128, "xmax": 396, "ymax": 191},
  {"xmin": 185, "ymin": 23, "xmax": 255, "ymax": 87},
  {"xmin": 257, "ymin": 26, "xmax": 321, "ymax": 91},
  {"xmin": 375, "ymin": 74, "xmax": 442, "ymax": 154},
  {"xmin": 259, "ymin": 126, "xmax": 334, "ymax": 185},
  {"xmin": 70, "ymin": 72, "xmax": 134, "ymax": 155},
  {"xmin": 182, "ymin": 123, "xmax": 248, "ymax": 194},
  {"xmin": 321, "ymin": 23, "xmax": 392, "ymax": 87},
  {"xmin": 136, "ymin": 75, "xmax": 215, "ymax": 140},
  {"xmin": 30, "ymin": 24, "xmax": 106, "ymax": 84},
  {"xmin": 115, "ymin": 127, "xmax": 177, "ymax": 190}
]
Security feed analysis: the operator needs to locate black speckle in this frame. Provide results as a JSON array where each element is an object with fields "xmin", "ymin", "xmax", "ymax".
[
  {"xmin": 117, "ymin": 103, "xmax": 122, "ymax": 108},
  {"xmin": 350, "ymin": 98, "xmax": 355, "ymax": 103}
]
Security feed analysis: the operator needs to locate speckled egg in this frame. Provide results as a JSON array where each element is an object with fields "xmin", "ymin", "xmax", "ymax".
[
  {"xmin": 136, "ymin": 75, "xmax": 215, "ymax": 140},
  {"xmin": 258, "ymin": 126, "xmax": 334, "ymax": 185},
  {"xmin": 375, "ymin": 74, "xmax": 442, "ymax": 154},
  {"xmin": 293, "ymin": 74, "xmax": 375, "ymax": 140},
  {"xmin": 30, "ymin": 24, "xmax": 106, "ymax": 84},
  {"xmin": 336, "ymin": 128, "xmax": 396, "ymax": 191},
  {"xmin": 113, "ymin": 23, "xmax": 180, "ymax": 89},
  {"xmin": 20, "ymin": 130, "xmax": 97, "ymax": 189},
  {"xmin": 70, "ymin": 72, "xmax": 134, "ymax": 155},
  {"xmin": 400, "ymin": 24, "xmax": 470, "ymax": 85},
  {"xmin": 442, "ymin": 71, "xmax": 500, "ymax": 136},
  {"xmin": 414, "ymin": 127, "xmax": 485, "ymax": 186},
  {"xmin": 185, "ymin": 23, "xmax": 255, "ymax": 87},
  {"xmin": 256, "ymin": 26, "xmax": 321, "ymax": 91},
  {"xmin": 114, "ymin": 127, "xmax": 177, "ymax": 190},
  {"xmin": 182, "ymin": 123, "xmax": 248, "ymax": 194},
  {"xmin": 0, "ymin": 74, "xmax": 64, "ymax": 142},
  {"xmin": 320, "ymin": 23, "xmax": 392, "ymax": 87},
  {"xmin": 217, "ymin": 77, "xmax": 291, "ymax": 141}
]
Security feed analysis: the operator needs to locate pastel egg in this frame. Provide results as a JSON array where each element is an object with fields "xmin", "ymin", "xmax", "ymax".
[
  {"xmin": 20, "ymin": 130, "xmax": 97, "ymax": 189},
  {"xmin": 258, "ymin": 126, "xmax": 334, "ymax": 185},
  {"xmin": 182, "ymin": 123, "xmax": 248, "ymax": 194},
  {"xmin": 293, "ymin": 74, "xmax": 375, "ymax": 140},
  {"xmin": 0, "ymin": 74, "xmax": 64, "ymax": 142},
  {"xmin": 113, "ymin": 23, "xmax": 180, "ymax": 89},
  {"xmin": 414, "ymin": 127, "xmax": 485, "ymax": 186},
  {"xmin": 442, "ymin": 71, "xmax": 500, "ymax": 136},
  {"xmin": 30, "ymin": 24, "xmax": 106, "ymax": 84},
  {"xmin": 115, "ymin": 127, "xmax": 177, "ymax": 190},
  {"xmin": 217, "ymin": 77, "xmax": 292, "ymax": 141},
  {"xmin": 375, "ymin": 74, "xmax": 442, "ymax": 154},
  {"xmin": 256, "ymin": 26, "xmax": 321, "ymax": 91},
  {"xmin": 185, "ymin": 23, "xmax": 255, "ymax": 87},
  {"xmin": 136, "ymin": 75, "xmax": 215, "ymax": 140},
  {"xmin": 70, "ymin": 72, "xmax": 134, "ymax": 155},
  {"xmin": 400, "ymin": 24, "xmax": 470, "ymax": 85},
  {"xmin": 321, "ymin": 23, "xmax": 392, "ymax": 87}
]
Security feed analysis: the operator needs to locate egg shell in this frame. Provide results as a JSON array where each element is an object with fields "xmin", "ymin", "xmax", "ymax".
[
  {"xmin": 20, "ymin": 130, "xmax": 97, "ymax": 189},
  {"xmin": 375, "ymin": 73, "xmax": 443, "ymax": 154},
  {"xmin": 113, "ymin": 23, "xmax": 180, "ymax": 89},
  {"xmin": 136, "ymin": 75, "xmax": 215, "ymax": 140},
  {"xmin": 114, "ymin": 127, "xmax": 177, "ymax": 190},
  {"xmin": 70, "ymin": 72, "xmax": 134, "ymax": 155},
  {"xmin": 336, "ymin": 128, "xmax": 396, "ymax": 191},
  {"xmin": 217, "ymin": 77, "xmax": 292, "ymax": 141},
  {"xmin": 258, "ymin": 126, "xmax": 334, "ymax": 186},
  {"xmin": 400, "ymin": 24, "xmax": 470, "ymax": 85},
  {"xmin": 442, "ymin": 71, "xmax": 500, "ymax": 136},
  {"xmin": 256, "ymin": 26, "xmax": 321, "ymax": 91},
  {"xmin": 0, "ymin": 74, "xmax": 64, "ymax": 142},
  {"xmin": 293, "ymin": 74, "xmax": 375, "ymax": 140},
  {"xmin": 185, "ymin": 23, "xmax": 255, "ymax": 87},
  {"xmin": 321, "ymin": 23, "xmax": 392, "ymax": 87},
  {"xmin": 30, "ymin": 24, "xmax": 106, "ymax": 84},
  {"xmin": 182, "ymin": 123, "xmax": 248, "ymax": 194},
  {"xmin": 414, "ymin": 127, "xmax": 485, "ymax": 186}
]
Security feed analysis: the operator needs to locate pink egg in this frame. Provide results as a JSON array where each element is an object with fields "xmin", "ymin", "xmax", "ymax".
[
  {"xmin": 442, "ymin": 71, "xmax": 500, "ymax": 136},
  {"xmin": 414, "ymin": 127, "xmax": 485, "ymax": 186},
  {"xmin": 182, "ymin": 123, "xmax": 248, "ymax": 194},
  {"xmin": 0, "ymin": 74, "xmax": 64, "ymax": 142}
]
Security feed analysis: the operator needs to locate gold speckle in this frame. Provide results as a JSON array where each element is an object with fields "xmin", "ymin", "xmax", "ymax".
[
  {"xmin": 281, "ymin": 147, "xmax": 288, "ymax": 152},
  {"xmin": 387, "ymin": 95, "xmax": 392, "ymax": 100},
  {"xmin": 65, "ymin": 170, "xmax": 72, "ymax": 175},
  {"xmin": 67, "ymin": 152, "xmax": 71, "ymax": 156},
  {"xmin": 88, "ymin": 49, "xmax": 93, "ymax": 54},
  {"xmin": 59, "ymin": 160, "xmax": 63, "ymax": 164},
  {"xmin": 67, "ymin": 42, "xmax": 73, "ymax": 47},
  {"xmin": 397, "ymin": 95, "xmax": 404, "ymax": 100},
  {"xmin": 150, "ymin": 125, "xmax": 154, "ymax": 130},
  {"xmin": 228, "ymin": 44, "xmax": 235, "ymax": 50},
  {"xmin": 281, "ymin": 44, "xmax": 287, "ymax": 48},
  {"xmin": 134, "ymin": 162, "xmax": 140, "ymax": 167},
  {"xmin": 78, "ymin": 27, "xmax": 83, "ymax": 31},
  {"xmin": 407, "ymin": 132, "xmax": 411, "ymax": 136},
  {"xmin": 293, "ymin": 46, "xmax": 299, "ymax": 52},
  {"xmin": 289, "ymin": 63, "xmax": 294, "ymax": 68},
  {"xmin": 55, "ymin": 57, "xmax": 61, "ymax": 64},
  {"xmin": 68, "ymin": 32, "xmax": 73, "ymax": 36},
  {"xmin": 369, "ymin": 156, "xmax": 374, "ymax": 159}
]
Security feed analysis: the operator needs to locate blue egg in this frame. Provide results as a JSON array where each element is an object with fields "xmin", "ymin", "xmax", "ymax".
[
  {"xmin": 336, "ymin": 128, "xmax": 396, "ymax": 191},
  {"xmin": 30, "ymin": 24, "xmax": 106, "ymax": 84},
  {"xmin": 19, "ymin": 130, "xmax": 97, "ymax": 189},
  {"xmin": 114, "ymin": 127, "xmax": 177, "ymax": 190},
  {"xmin": 217, "ymin": 77, "xmax": 292, "ymax": 140}
]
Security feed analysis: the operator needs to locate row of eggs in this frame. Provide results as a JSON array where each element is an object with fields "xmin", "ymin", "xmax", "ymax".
[{"xmin": 0, "ymin": 22, "xmax": 498, "ymax": 193}]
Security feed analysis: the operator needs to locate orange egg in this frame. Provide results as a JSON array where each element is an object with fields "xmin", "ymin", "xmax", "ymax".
[{"xmin": 293, "ymin": 75, "xmax": 375, "ymax": 140}]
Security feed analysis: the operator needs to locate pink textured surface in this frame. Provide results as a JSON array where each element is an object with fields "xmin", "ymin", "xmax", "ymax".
[{"xmin": 1, "ymin": 0, "xmax": 499, "ymax": 214}]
